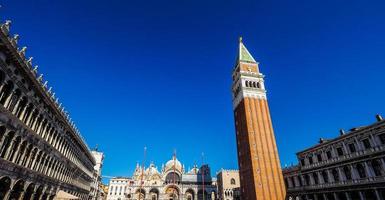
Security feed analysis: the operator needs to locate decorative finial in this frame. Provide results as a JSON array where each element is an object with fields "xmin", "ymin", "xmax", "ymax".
[
  {"xmin": 239, "ymin": 36, "xmax": 243, "ymax": 43},
  {"xmin": 27, "ymin": 57, "xmax": 33, "ymax": 66},
  {"xmin": 48, "ymin": 87, "xmax": 52, "ymax": 93},
  {"xmin": 11, "ymin": 34, "xmax": 19, "ymax": 46},
  {"xmin": 19, "ymin": 46, "xmax": 27, "ymax": 57},
  {"xmin": 1, "ymin": 20, "xmax": 11, "ymax": 35},
  {"xmin": 37, "ymin": 74, "xmax": 43, "ymax": 81},
  {"xmin": 43, "ymin": 81, "xmax": 48, "ymax": 87},
  {"xmin": 33, "ymin": 65, "xmax": 38, "ymax": 73}
]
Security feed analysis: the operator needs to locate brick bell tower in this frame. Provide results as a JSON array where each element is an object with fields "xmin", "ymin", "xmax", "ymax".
[{"xmin": 231, "ymin": 38, "xmax": 286, "ymax": 200}]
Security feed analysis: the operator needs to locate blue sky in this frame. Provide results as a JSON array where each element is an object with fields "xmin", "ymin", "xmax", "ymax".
[{"xmin": 2, "ymin": 0, "xmax": 385, "ymax": 183}]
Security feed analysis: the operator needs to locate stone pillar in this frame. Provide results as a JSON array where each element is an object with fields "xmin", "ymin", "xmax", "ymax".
[
  {"xmin": 16, "ymin": 145, "xmax": 26, "ymax": 165},
  {"xmin": 364, "ymin": 162, "xmax": 374, "ymax": 177},
  {"xmin": 326, "ymin": 170, "xmax": 333, "ymax": 183},
  {"xmin": 380, "ymin": 158, "xmax": 385, "ymax": 173},
  {"xmin": 349, "ymin": 165, "xmax": 358, "ymax": 180},
  {"xmin": 4, "ymin": 138, "xmax": 16, "ymax": 160},
  {"xmin": 4, "ymin": 90, "xmax": 15, "ymax": 109},
  {"xmin": 354, "ymin": 137, "xmax": 362, "ymax": 151},
  {"xmin": 333, "ymin": 193, "xmax": 339, "ymax": 200},
  {"xmin": 18, "ymin": 104, "xmax": 28, "ymax": 121},
  {"xmin": 25, "ymin": 109, "xmax": 35, "ymax": 127},
  {"xmin": 337, "ymin": 167, "xmax": 345, "ymax": 181},
  {"xmin": 12, "ymin": 96, "xmax": 22, "ymax": 115},
  {"xmin": 17, "ymin": 190, "xmax": 26, "ymax": 200},
  {"xmin": 374, "ymin": 189, "xmax": 382, "ymax": 200},
  {"xmin": 358, "ymin": 191, "xmax": 365, "ymax": 200},
  {"xmin": 369, "ymin": 134, "xmax": 377, "ymax": 147},
  {"xmin": 345, "ymin": 192, "xmax": 352, "ymax": 200},
  {"xmin": 12, "ymin": 141, "xmax": 25, "ymax": 163},
  {"xmin": 323, "ymin": 194, "xmax": 328, "ymax": 200}
]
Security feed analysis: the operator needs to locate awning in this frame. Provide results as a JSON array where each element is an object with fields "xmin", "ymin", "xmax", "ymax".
[{"xmin": 54, "ymin": 190, "xmax": 80, "ymax": 200}]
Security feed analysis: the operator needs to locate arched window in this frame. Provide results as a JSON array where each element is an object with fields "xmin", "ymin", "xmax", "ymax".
[
  {"xmin": 332, "ymin": 168, "xmax": 339, "ymax": 182},
  {"xmin": 245, "ymin": 81, "xmax": 249, "ymax": 87},
  {"xmin": 253, "ymin": 82, "xmax": 257, "ymax": 88},
  {"xmin": 371, "ymin": 160, "xmax": 383, "ymax": 176},
  {"xmin": 312, "ymin": 172, "xmax": 319, "ymax": 184},
  {"xmin": 0, "ymin": 81, "xmax": 14, "ymax": 105},
  {"xmin": 230, "ymin": 178, "xmax": 236, "ymax": 185},
  {"xmin": 305, "ymin": 174, "xmax": 310, "ymax": 186},
  {"xmin": 297, "ymin": 176, "xmax": 303, "ymax": 186},
  {"xmin": 257, "ymin": 82, "xmax": 261, "ymax": 88},
  {"xmin": 356, "ymin": 163, "xmax": 367, "ymax": 178},
  {"xmin": 322, "ymin": 171, "xmax": 329, "ymax": 183},
  {"xmin": 343, "ymin": 166, "xmax": 352, "ymax": 180}
]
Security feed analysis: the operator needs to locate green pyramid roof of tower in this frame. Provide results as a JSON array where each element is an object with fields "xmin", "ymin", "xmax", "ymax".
[{"xmin": 238, "ymin": 37, "xmax": 257, "ymax": 63}]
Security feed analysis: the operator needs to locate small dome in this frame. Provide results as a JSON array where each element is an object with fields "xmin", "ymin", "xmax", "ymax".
[{"xmin": 146, "ymin": 163, "xmax": 160, "ymax": 176}]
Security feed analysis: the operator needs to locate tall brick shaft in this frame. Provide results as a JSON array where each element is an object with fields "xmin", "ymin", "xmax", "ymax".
[{"xmin": 231, "ymin": 38, "xmax": 286, "ymax": 200}]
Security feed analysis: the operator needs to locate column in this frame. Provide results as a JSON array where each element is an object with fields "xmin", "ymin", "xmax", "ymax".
[
  {"xmin": 4, "ymin": 138, "xmax": 16, "ymax": 160},
  {"xmin": 345, "ymin": 192, "xmax": 352, "ymax": 200},
  {"xmin": 25, "ymin": 109, "xmax": 35, "ymax": 127},
  {"xmin": 4, "ymin": 90, "xmax": 15, "ymax": 109},
  {"xmin": 11, "ymin": 141, "xmax": 23, "ymax": 163},
  {"xmin": 349, "ymin": 165, "xmax": 358, "ymax": 180},
  {"xmin": 18, "ymin": 190, "xmax": 26, "ymax": 200},
  {"xmin": 333, "ymin": 193, "xmax": 339, "ymax": 200},
  {"xmin": 358, "ymin": 191, "xmax": 365, "ymax": 200},
  {"xmin": 354, "ymin": 137, "xmax": 363, "ymax": 151},
  {"xmin": 18, "ymin": 104, "xmax": 28, "ymax": 121},
  {"xmin": 374, "ymin": 189, "xmax": 382, "ymax": 200},
  {"xmin": 337, "ymin": 167, "xmax": 345, "ymax": 181},
  {"xmin": 11, "ymin": 96, "xmax": 22, "ymax": 115},
  {"xmin": 323, "ymin": 194, "xmax": 328, "ymax": 200},
  {"xmin": 369, "ymin": 134, "xmax": 378, "ymax": 147},
  {"xmin": 364, "ymin": 162, "xmax": 374, "ymax": 177},
  {"xmin": 380, "ymin": 158, "xmax": 385, "ymax": 172}
]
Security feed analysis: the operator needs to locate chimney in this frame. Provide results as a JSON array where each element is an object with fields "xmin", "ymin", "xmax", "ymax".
[
  {"xmin": 376, "ymin": 114, "xmax": 383, "ymax": 122},
  {"xmin": 339, "ymin": 129, "xmax": 345, "ymax": 135}
]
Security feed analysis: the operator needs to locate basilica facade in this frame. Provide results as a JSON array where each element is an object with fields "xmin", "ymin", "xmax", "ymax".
[{"xmin": 107, "ymin": 155, "xmax": 217, "ymax": 200}]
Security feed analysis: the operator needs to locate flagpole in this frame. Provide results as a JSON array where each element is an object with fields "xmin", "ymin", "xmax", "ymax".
[
  {"xmin": 202, "ymin": 152, "xmax": 205, "ymax": 200},
  {"xmin": 139, "ymin": 146, "xmax": 146, "ymax": 200}
]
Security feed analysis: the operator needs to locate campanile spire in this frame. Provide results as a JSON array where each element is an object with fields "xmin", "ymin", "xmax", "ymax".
[{"xmin": 231, "ymin": 38, "xmax": 286, "ymax": 200}]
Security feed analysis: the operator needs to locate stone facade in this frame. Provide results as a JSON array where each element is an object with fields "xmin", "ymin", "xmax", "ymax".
[
  {"xmin": 216, "ymin": 170, "xmax": 240, "ymax": 200},
  {"xmin": 231, "ymin": 38, "xmax": 286, "ymax": 200},
  {"xmin": 90, "ymin": 150, "xmax": 105, "ymax": 200},
  {"xmin": 0, "ymin": 20, "xmax": 96, "ymax": 199},
  {"xmin": 283, "ymin": 115, "xmax": 385, "ymax": 200},
  {"xmin": 107, "ymin": 155, "xmax": 217, "ymax": 200}
]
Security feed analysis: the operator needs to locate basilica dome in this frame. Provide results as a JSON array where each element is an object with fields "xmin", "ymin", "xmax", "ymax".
[{"xmin": 164, "ymin": 156, "xmax": 183, "ymax": 173}]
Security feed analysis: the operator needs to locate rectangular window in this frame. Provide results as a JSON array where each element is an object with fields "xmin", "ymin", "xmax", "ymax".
[
  {"xmin": 317, "ymin": 154, "xmax": 322, "ymax": 162},
  {"xmin": 326, "ymin": 151, "xmax": 332, "ymax": 159},
  {"xmin": 378, "ymin": 133, "xmax": 385, "ymax": 144},
  {"xmin": 362, "ymin": 139, "xmax": 371, "ymax": 149},
  {"xmin": 348, "ymin": 143, "xmax": 356, "ymax": 153},
  {"xmin": 308, "ymin": 156, "xmax": 313, "ymax": 164},
  {"xmin": 300, "ymin": 159, "xmax": 305, "ymax": 166},
  {"xmin": 336, "ymin": 147, "xmax": 344, "ymax": 156}
]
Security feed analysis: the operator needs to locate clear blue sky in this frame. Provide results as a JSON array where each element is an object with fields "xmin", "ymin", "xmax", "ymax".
[{"xmin": 2, "ymin": 0, "xmax": 385, "ymax": 183}]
